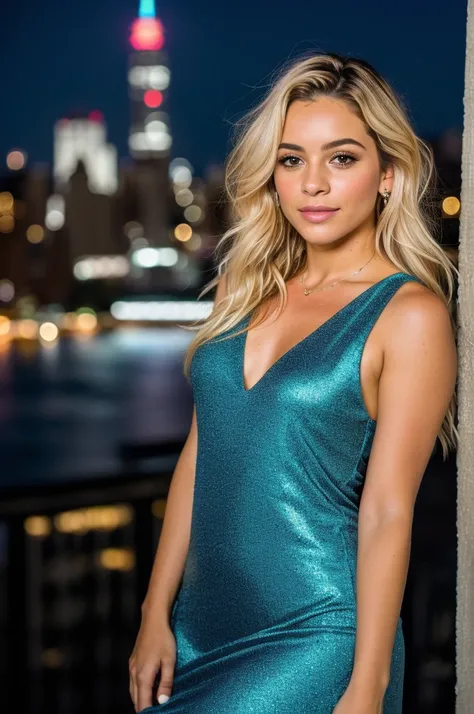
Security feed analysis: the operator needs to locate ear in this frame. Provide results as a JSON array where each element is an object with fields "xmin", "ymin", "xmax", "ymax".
[{"xmin": 379, "ymin": 164, "xmax": 394, "ymax": 194}]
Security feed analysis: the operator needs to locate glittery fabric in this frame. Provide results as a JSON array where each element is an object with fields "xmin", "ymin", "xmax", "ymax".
[{"xmin": 140, "ymin": 272, "xmax": 423, "ymax": 713}]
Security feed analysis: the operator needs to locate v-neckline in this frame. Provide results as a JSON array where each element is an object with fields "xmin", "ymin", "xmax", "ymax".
[{"xmin": 240, "ymin": 272, "xmax": 407, "ymax": 394}]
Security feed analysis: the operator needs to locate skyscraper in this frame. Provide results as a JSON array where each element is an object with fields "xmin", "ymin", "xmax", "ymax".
[
  {"xmin": 128, "ymin": 0, "xmax": 171, "ymax": 247},
  {"xmin": 52, "ymin": 114, "xmax": 121, "ymax": 264},
  {"xmin": 53, "ymin": 112, "xmax": 118, "ymax": 196},
  {"xmin": 128, "ymin": 0, "xmax": 172, "ymax": 158}
]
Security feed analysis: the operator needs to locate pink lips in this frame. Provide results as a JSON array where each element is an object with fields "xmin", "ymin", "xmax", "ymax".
[{"xmin": 298, "ymin": 208, "xmax": 340, "ymax": 224}]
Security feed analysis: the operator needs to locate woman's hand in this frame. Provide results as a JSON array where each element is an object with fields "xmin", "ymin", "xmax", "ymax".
[
  {"xmin": 332, "ymin": 680, "xmax": 384, "ymax": 714},
  {"xmin": 129, "ymin": 610, "xmax": 177, "ymax": 712}
]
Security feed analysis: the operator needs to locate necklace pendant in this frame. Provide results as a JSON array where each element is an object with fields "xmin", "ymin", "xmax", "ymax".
[{"xmin": 303, "ymin": 288, "xmax": 311, "ymax": 296}]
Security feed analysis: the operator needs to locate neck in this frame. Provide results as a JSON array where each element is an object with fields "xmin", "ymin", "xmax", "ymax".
[{"xmin": 302, "ymin": 228, "xmax": 377, "ymax": 284}]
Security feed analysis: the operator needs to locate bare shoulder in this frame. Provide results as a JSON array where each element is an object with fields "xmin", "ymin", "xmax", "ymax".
[
  {"xmin": 381, "ymin": 277, "xmax": 457, "ymax": 370},
  {"xmin": 385, "ymin": 278, "xmax": 454, "ymax": 339}
]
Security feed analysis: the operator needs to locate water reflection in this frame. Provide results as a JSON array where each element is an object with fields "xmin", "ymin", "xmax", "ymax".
[{"xmin": 0, "ymin": 328, "xmax": 194, "ymax": 486}]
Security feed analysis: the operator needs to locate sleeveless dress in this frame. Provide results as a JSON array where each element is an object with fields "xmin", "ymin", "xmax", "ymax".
[{"xmin": 140, "ymin": 271, "xmax": 423, "ymax": 714}]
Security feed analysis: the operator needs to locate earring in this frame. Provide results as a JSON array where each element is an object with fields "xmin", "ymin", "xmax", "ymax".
[
  {"xmin": 274, "ymin": 191, "xmax": 280, "ymax": 207},
  {"xmin": 382, "ymin": 188, "xmax": 391, "ymax": 206}
]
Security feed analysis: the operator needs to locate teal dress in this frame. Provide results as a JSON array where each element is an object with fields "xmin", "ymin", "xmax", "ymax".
[{"xmin": 141, "ymin": 271, "xmax": 423, "ymax": 713}]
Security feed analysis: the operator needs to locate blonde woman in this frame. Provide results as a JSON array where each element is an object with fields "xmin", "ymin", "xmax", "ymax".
[{"xmin": 129, "ymin": 52, "xmax": 458, "ymax": 714}]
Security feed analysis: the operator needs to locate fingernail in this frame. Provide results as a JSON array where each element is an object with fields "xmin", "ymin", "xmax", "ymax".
[{"xmin": 158, "ymin": 694, "xmax": 170, "ymax": 704}]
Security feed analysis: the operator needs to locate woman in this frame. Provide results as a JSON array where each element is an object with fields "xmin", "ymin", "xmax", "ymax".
[{"xmin": 129, "ymin": 52, "xmax": 458, "ymax": 714}]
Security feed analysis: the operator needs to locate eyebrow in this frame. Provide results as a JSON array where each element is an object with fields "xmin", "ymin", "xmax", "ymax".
[{"xmin": 278, "ymin": 138, "xmax": 367, "ymax": 152}]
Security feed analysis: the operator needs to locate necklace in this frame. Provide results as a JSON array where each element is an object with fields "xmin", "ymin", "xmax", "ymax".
[{"xmin": 299, "ymin": 251, "xmax": 377, "ymax": 296}]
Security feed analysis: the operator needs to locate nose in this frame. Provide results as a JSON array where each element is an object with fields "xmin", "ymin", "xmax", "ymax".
[{"xmin": 301, "ymin": 162, "xmax": 330, "ymax": 196}]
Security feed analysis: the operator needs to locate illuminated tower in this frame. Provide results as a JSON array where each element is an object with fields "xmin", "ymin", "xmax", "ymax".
[
  {"xmin": 128, "ymin": 0, "xmax": 171, "ymax": 157},
  {"xmin": 128, "ymin": 0, "xmax": 171, "ymax": 248}
]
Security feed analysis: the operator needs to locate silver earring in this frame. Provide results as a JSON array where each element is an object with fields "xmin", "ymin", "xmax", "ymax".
[
  {"xmin": 274, "ymin": 191, "xmax": 280, "ymax": 207},
  {"xmin": 382, "ymin": 188, "xmax": 391, "ymax": 206}
]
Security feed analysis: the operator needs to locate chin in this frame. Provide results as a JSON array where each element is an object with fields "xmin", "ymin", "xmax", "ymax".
[
  {"xmin": 302, "ymin": 235, "xmax": 339, "ymax": 246},
  {"xmin": 296, "ymin": 225, "xmax": 339, "ymax": 241}
]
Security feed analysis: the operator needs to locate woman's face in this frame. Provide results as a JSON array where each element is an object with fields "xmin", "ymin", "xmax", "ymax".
[{"xmin": 273, "ymin": 97, "xmax": 392, "ymax": 245}]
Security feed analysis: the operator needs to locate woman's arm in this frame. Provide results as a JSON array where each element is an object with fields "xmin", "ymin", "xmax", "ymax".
[
  {"xmin": 129, "ymin": 407, "xmax": 198, "ymax": 712},
  {"xmin": 347, "ymin": 284, "xmax": 457, "ymax": 705},
  {"xmin": 141, "ymin": 405, "xmax": 198, "ymax": 621}
]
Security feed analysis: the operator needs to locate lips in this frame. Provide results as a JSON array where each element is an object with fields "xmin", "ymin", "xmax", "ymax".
[{"xmin": 298, "ymin": 208, "xmax": 340, "ymax": 224}]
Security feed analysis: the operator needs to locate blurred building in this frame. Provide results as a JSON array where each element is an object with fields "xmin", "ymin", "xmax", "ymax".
[
  {"xmin": 54, "ymin": 113, "xmax": 118, "ymax": 197},
  {"xmin": 65, "ymin": 160, "xmax": 122, "ymax": 262},
  {"xmin": 127, "ymin": 0, "xmax": 171, "ymax": 249}
]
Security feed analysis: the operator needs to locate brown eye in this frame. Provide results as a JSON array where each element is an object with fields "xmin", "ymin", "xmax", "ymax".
[
  {"xmin": 331, "ymin": 152, "xmax": 357, "ymax": 167},
  {"xmin": 277, "ymin": 154, "xmax": 303, "ymax": 168}
]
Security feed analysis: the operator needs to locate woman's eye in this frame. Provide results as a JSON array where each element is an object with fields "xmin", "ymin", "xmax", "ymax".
[
  {"xmin": 278, "ymin": 152, "xmax": 357, "ymax": 169},
  {"xmin": 278, "ymin": 154, "xmax": 302, "ymax": 168},
  {"xmin": 331, "ymin": 152, "xmax": 357, "ymax": 167}
]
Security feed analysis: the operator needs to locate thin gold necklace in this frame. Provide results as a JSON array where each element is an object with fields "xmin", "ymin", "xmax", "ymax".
[{"xmin": 299, "ymin": 252, "xmax": 377, "ymax": 296}]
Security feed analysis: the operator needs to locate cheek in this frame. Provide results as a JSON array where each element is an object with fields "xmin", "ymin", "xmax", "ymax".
[
  {"xmin": 335, "ymin": 169, "xmax": 380, "ymax": 207},
  {"xmin": 273, "ymin": 170, "xmax": 298, "ymax": 200}
]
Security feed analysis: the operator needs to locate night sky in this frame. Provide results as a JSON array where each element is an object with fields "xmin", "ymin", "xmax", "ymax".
[{"xmin": 0, "ymin": 0, "xmax": 468, "ymax": 176}]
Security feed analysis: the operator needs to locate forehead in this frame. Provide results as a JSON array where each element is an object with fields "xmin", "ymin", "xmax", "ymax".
[{"xmin": 281, "ymin": 98, "xmax": 369, "ymax": 145}]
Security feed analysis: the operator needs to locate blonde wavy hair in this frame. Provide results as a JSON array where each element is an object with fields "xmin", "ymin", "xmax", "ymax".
[{"xmin": 181, "ymin": 51, "xmax": 459, "ymax": 459}]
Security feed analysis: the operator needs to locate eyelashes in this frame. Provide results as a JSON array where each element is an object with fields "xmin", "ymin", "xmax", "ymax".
[{"xmin": 277, "ymin": 152, "xmax": 358, "ymax": 169}]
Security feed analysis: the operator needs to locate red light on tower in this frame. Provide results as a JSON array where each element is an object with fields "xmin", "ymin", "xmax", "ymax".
[
  {"xmin": 144, "ymin": 90, "xmax": 163, "ymax": 108},
  {"xmin": 129, "ymin": 17, "xmax": 164, "ymax": 51},
  {"xmin": 89, "ymin": 110, "xmax": 104, "ymax": 122}
]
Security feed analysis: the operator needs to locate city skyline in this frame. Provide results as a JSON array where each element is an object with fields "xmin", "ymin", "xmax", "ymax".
[{"xmin": 0, "ymin": 0, "xmax": 467, "ymax": 176}]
